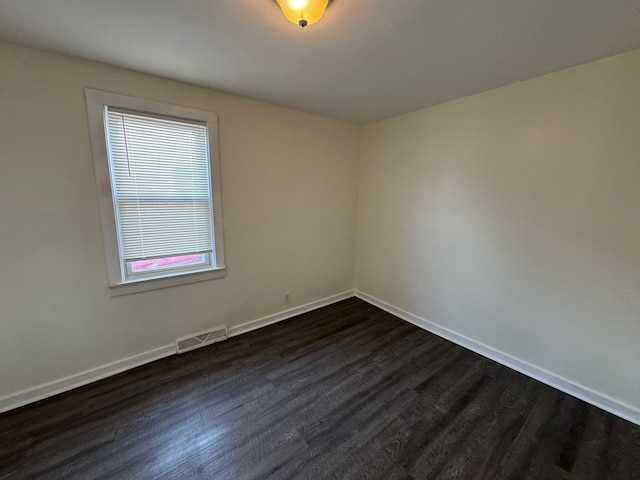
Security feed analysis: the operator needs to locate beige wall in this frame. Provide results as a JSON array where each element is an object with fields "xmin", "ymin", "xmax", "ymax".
[
  {"xmin": 357, "ymin": 49, "xmax": 640, "ymax": 410},
  {"xmin": 2, "ymin": 39, "xmax": 639, "ymax": 415},
  {"xmin": 0, "ymin": 42, "xmax": 360, "ymax": 398}
]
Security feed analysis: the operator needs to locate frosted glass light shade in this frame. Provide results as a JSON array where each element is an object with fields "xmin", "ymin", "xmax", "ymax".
[{"xmin": 276, "ymin": 0, "xmax": 329, "ymax": 27}]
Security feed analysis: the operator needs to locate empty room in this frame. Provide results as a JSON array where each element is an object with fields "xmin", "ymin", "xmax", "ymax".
[{"xmin": 1, "ymin": 1, "xmax": 639, "ymax": 478}]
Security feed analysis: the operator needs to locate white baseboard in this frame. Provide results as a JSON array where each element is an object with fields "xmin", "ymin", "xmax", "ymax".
[
  {"xmin": 0, "ymin": 290, "xmax": 355, "ymax": 414},
  {"xmin": 0, "ymin": 345, "xmax": 175, "ymax": 414},
  {"xmin": 356, "ymin": 290, "xmax": 640, "ymax": 426},
  {"xmin": 10, "ymin": 289, "xmax": 635, "ymax": 426},
  {"xmin": 227, "ymin": 290, "xmax": 355, "ymax": 337}
]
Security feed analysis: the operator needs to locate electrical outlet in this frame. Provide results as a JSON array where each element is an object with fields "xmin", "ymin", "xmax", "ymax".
[{"xmin": 284, "ymin": 291, "xmax": 291, "ymax": 304}]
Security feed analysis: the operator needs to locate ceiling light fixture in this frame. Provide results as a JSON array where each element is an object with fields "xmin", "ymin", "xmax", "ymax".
[{"xmin": 276, "ymin": 0, "xmax": 329, "ymax": 28}]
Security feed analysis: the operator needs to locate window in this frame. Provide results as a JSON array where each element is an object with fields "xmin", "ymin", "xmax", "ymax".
[{"xmin": 86, "ymin": 90, "xmax": 225, "ymax": 296}]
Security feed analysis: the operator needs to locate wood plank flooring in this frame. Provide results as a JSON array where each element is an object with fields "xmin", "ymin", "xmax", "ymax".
[{"xmin": 1, "ymin": 298, "xmax": 639, "ymax": 479}]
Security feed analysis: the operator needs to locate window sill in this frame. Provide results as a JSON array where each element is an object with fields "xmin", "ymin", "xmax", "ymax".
[{"xmin": 108, "ymin": 267, "xmax": 226, "ymax": 297}]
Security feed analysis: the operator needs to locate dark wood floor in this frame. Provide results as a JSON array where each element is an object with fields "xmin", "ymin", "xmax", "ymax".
[{"xmin": 1, "ymin": 298, "xmax": 639, "ymax": 479}]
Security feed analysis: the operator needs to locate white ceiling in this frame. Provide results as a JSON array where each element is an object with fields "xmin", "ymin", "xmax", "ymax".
[{"xmin": 1, "ymin": 0, "xmax": 640, "ymax": 123}]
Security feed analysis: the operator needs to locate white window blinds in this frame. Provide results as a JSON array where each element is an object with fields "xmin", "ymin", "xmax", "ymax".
[{"xmin": 105, "ymin": 108, "xmax": 214, "ymax": 262}]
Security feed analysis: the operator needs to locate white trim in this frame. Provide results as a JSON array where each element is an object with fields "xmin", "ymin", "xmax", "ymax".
[
  {"xmin": 228, "ymin": 290, "xmax": 355, "ymax": 337},
  {"xmin": 0, "ymin": 345, "xmax": 175, "ymax": 414},
  {"xmin": 355, "ymin": 290, "xmax": 640, "ymax": 426},
  {"xmin": 0, "ymin": 290, "xmax": 355, "ymax": 414},
  {"xmin": 109, "ymin": 267, "xmax": 226, "ymax": 297},
  {"xmin": 85, "ymin": 89, "xmax": 226, "ymax": 294}
]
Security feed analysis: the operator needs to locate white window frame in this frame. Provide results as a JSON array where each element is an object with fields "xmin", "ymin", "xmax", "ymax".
[{"xmin": 85, "ymin": 89, "xmax": 226, "ymax": 296}]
